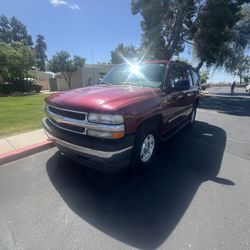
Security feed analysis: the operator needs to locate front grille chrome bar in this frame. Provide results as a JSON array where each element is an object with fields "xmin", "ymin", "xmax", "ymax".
[
  {"xmin": 46, "ymin": 105, "xmax": 85, "ymax": 128},
  {"xmin": 45, "ymin": 105, "xmax": 125, "ymax": 134},
  {"xmin": 49, "ymin": 118, "xmax": 86, "ymax": 135}
]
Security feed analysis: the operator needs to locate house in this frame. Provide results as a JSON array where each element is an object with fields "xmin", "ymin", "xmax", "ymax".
[
  {"xmin": 52, "ymin": 64, "xmax": 115, "ymax": 91},
  {"xmin": 29, "ymin": 70, "xmax": 53, "ymax": 90}
]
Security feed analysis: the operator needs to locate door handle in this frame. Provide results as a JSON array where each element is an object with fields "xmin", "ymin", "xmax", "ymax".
[
  {"xmin": 161, "ymin": 100, "xmax": 168, "ymax": 106},
  {"xmin": 177, "ymin": 94, "xmax": 185, "ymax": 99}
]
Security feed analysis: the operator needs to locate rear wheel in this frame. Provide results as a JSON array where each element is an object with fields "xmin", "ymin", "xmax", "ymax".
[{"xmin": 130, "ymin": 123, "xmax": 159, "ymax": 171}]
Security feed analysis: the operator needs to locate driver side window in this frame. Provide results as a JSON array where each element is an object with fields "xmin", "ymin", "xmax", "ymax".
[{"xmin": 170, "ymin": 64, "xmax": 191, "ymax": 89}]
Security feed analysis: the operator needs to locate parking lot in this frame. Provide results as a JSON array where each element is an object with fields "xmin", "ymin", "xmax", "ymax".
[{"xmin": 0, "ymin": 87, "xmax": 250, "ymax": 250}]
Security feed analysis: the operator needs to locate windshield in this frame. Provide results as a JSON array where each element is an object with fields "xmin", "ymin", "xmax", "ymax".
[{"xmin": 101, "ymin": 63, "xmax": 166, "ymax": 88}]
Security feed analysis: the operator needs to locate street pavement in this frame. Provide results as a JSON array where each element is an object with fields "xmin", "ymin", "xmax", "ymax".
[
  {"xmin": 206, "ymin": 85, "xmax": 249, "ymax": 97},
  {"xmin": 0, "ymin": 86, "xmax": 250, "ymax": 250}
]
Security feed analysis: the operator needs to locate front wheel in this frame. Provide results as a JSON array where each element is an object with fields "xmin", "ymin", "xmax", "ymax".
[{"xmin": 130, "ymin": 124, "xmax": 159, "ymax": 171}]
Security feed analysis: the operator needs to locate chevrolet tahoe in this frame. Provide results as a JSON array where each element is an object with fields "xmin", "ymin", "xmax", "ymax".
[{"xmin": 42, "ymin": 60, "xmax": 200, "ymax": 172}]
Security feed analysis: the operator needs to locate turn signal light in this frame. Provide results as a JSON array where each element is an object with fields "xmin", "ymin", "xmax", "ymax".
[{"xmin": 111, "ymin": 132, "xmax": 125, "ymax": 139}]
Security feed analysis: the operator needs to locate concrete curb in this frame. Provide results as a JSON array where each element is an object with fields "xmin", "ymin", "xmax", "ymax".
[{"xmin": 0, "ymin": 140, "xmax": 54, "ymax": 166}]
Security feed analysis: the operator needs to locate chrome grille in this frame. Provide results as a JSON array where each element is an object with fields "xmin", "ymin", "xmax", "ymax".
[
  {"xmin": 45, "ymin": 104, "xmax": 125, "ymax": 136},
  {"xmin": 48, "ymin": 105, "xmax": 86, "ymax": 120},
  {"xmin": 46, "ymin": 105, "xmax": 87, "ymax": 134},
  {"xmin": 50, "ymin": 118, "xmax": 86, "ymax": 134}
]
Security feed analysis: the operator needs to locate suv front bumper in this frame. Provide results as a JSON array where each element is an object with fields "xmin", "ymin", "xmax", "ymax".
[{"xmin": 42, "ymin": 118, "xmax": 134, "ymax": 172}]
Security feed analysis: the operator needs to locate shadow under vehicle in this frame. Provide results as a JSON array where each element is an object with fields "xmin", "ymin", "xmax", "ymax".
[{"xmin": 46, "ymin": 120, "xmax": 234, "ymax": 249}]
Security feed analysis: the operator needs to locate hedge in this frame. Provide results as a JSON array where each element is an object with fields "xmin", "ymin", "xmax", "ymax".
[{"xmin": 0, "ymin": 80, "xmax": 43, "ymax": 95}]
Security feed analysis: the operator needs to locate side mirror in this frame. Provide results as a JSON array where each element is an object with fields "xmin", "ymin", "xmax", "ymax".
[{"xmin": 172, "ymin": 79, "xmax": 190, "ymax": 91}]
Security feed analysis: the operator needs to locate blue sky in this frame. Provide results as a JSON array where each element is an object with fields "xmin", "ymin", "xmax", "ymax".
[{"xmin": 1, "ymin": 0, "xmax": 237, "ymax": 83}]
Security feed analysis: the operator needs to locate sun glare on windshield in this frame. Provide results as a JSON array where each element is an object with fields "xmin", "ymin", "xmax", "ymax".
[
  {"xmin": 130, "ymin": 64, "xmax": 141, "ymax": 75},
  {"xmin": 102, "ymin": 62, "xmax": 166, "ymax": 88}
]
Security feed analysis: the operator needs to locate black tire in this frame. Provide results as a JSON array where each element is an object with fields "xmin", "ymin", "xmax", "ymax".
[
  {"xmin": 130, "ymin": 123, "xmax": 159, "ymax": 171},
  {"xmin": 187, "ymin": 106, "xmax": 197, "ymax": 127}
]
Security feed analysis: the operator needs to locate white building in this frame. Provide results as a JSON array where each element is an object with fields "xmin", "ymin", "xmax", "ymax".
[
  {"xmin": 29, "ymin": 70, "xmax": 53, "ymax": 90},
  {"xmin": 53, "ymin": 64, "xmax": 115, "ymax": 91}
]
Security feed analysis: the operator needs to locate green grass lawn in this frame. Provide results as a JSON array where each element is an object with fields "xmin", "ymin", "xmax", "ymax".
[{"xmin": 0, "ymin": 94, "xmax": 49, "ymax": 137}]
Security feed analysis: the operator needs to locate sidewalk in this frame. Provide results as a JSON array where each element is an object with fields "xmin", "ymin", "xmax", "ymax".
[
  {"xmin": 0, "ymin": 130, "xmax": 53, "ymax": 164},
  {"xmin": 0, "ymin": 129, "xmax": 47, "ymax": 154}
]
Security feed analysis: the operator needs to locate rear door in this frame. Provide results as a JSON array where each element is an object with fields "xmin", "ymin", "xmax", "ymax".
[{"xmin": 180, "ymin": 66, "xmax": 197, "ymax": 117}]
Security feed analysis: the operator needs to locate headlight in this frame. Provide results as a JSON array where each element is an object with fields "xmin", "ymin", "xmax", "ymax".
[{"xmin": 88, "ymin": 113, "xmax": 124, "ymax": 124}]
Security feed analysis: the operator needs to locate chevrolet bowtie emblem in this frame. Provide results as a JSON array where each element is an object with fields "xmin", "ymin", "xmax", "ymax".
[{"xmin": 53, "ymin": 115, "xmax": 64, "ymax": 123}]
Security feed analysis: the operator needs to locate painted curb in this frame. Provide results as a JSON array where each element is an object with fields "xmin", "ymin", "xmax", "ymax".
[{"xmin": 0, "ymin": 140, "xmax": 54, "ymax": 165}]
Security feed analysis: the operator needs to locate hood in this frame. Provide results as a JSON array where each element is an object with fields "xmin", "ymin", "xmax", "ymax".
[{"xmin": 46, "ymin": 85, "xmax": 159, "ymax": 112}]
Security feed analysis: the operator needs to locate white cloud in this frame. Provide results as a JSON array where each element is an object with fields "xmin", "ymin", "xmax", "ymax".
[
  {"xmin": 50, "ymin": 0, "xmax": 67, "ymax": 6},
  {"xmin": 69, "ymin": 4, "xmax": 80, "ymax": 10},
  {"xmin": 50, "ymin": 0, "xmax": 80, "ymax": 10}
]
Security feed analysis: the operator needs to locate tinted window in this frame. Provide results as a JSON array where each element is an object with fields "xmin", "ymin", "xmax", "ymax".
[{"xmin": 170, "ymin": 64, "xmax": 191, "ymax": 89}]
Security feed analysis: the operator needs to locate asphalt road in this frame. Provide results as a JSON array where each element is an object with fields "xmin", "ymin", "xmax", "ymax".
[{"xmin": 1, "ymin": 87, "xmax": 250, "ymax": 250}]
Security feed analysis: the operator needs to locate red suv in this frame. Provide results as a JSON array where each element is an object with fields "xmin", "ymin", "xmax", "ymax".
[{"xmin": 43, "ymin": 60, "xmax": 200, "ymax": 172}]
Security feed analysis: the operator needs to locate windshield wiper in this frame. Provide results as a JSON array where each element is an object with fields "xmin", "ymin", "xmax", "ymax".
[
  {"xmin": 122, "ymin": 82, "xmax": 143, "ymax": 88},
  {"xmin": 99, "ymin": 80, "xmax": 112, "ymax": 86}
]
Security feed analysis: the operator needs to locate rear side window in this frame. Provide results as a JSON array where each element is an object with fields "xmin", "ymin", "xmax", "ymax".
[{"xmin": 191, "ymin": 70, "xmax": 200, "ymax": 86}]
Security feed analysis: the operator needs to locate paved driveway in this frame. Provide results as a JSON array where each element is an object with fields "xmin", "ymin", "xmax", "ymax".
[{"xmin": 0, "ymin": 89, "xmax": 250, "ymax": 250}]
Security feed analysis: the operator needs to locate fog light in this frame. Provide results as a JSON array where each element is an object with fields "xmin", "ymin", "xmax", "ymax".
[{"xmin": 87, "ymin": 129, "xmax": 124, "ymax": 139}]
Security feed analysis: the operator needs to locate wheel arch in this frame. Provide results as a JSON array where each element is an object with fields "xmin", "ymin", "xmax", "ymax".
[{"xmin": 136, "ymin": 114, "xmax": 164, "ymax": 134}]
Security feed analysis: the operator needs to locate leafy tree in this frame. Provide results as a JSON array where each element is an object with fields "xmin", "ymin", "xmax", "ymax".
[
  {"xmin": 225, "ymin": 55, "xmax": 250, "ymax": 84},
  {"xmin": 192, "ymin": 0, "xmax": 250, "ymax": 71},
  {"xmin": 111, "ymin": 43, "xmax": 139, "ymax": 64},
  {"xmin": 34, "ymin": 34, "xmax": 47, "ymax": 71},
  {"xmin": 10, "ymin": 17, "xmax": 33, "ymax": 46},
  {"xmin": 131, "ymin": 0, "xmax": 197, "ymax": 60},
  {"xmin": 200, "ymin": 71, "xmax": 209, "ymax": 84},
  {"xmin": 47, "ymin": 51, "xmax": 85, "ymax": 89},
  {"xmin": 175, "ymin": 57, "xmax": 192, "ymax": 66},
  {"xmin": 0, "ymin": 42, "xmax": 35, "ymax": 81},
  {"xmin": 0, "ymin": 15, "xmax": 33, "ymax": 46},
  {"xmin": 221, "ymin": 3, "xmax": 250, "ymax": 77},
  {"xmin": 0, "ymin": 43, "xmax": 10, "ymax": 79},
  {"xmin": 131, "ymin": 0, "xmax": 250, "ymax": 71},
  {"xmin": 0, "ymin": 15, "xmax": 11, "ymax": 43},
  {"xmin": 243, "ymin": 76, "xmax": 249, "ymax": 83}
]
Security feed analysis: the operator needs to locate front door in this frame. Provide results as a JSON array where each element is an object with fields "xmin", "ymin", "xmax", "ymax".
[{"xmin": 165, "ymin": 63, "xmax": 191, "ymax": 130}]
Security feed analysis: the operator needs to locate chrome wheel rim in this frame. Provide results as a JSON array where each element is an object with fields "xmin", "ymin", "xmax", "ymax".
[{"xmin": 140, "ymin": 134, "xmax": 155, "ymax": 163}]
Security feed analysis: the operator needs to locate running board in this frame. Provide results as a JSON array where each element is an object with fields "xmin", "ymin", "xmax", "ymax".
[{"xmin": 160, "ymin": 120, "xmax": 190, "ymax": 142}]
